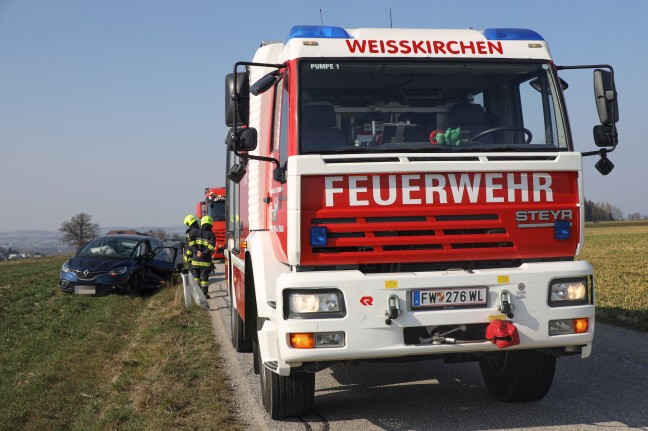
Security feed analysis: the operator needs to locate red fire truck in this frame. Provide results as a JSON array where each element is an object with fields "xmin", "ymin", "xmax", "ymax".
[
  {"xmin": 196, "ymin": 187, "xmax": 226, "ymax": 260},
  {"xmin": 223, "ymin": 25, "xmax": 619, "ymax": 419}
]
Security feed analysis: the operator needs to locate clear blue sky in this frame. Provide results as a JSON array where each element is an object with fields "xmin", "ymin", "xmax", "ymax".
[{"xmin": 1, "ymin": 0, "xmax": 645, "ymax": 231}]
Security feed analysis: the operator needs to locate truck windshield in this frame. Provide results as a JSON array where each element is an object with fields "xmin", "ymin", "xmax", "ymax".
[
  {"xmin": 208, "ymin": 200, "xmax": 226, "ymax": 221},
  {"xmin": 298, "ymin": 60, "xmax": 568, "ymax": 154}
]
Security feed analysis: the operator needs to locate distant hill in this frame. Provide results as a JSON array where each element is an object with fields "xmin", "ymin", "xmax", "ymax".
[
  {"xmin": 0, "ymin": 230, "xmax": 61, "ymax": 240},
  {"xmin": 0, "ymin": 226, "xmax": 186, "ymax": 256}
]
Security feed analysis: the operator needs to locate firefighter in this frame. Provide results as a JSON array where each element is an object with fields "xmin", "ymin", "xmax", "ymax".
[
  {"xmin": 188, "ymin": 215, "xmax": 215, "ymax": 298},
  {"xmin": 183, "ymin": 214, "xmax": 199, "ymax": 269}
]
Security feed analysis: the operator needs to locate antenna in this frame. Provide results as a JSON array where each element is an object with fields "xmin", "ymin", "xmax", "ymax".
[
  {"xmin": 390, "ymin": 8, "xmax": 393, "ymax": 28},
  {"xmin": 320, "ymin": 9, "xmax": 324, "ymax": 25}
]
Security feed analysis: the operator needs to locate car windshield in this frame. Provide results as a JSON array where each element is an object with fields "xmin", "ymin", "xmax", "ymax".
[
  {"xmin": 299, "ymin": 60, "xmax": 568, "ymax": 154},
  {"xmin": 77, "ymin": 237, "xmax": 140, "ymax": 258}
]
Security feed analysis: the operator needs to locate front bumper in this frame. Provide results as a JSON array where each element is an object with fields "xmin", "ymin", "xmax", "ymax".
[
  {"xmin": 59, "ymin": 271, "xmax": 130, "ymax": 294},
  {"xmin": 258, "ymin": 260, "xmax": 594, "ymax": 374}
]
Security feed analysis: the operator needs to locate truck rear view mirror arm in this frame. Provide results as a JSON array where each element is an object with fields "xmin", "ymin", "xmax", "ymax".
[
  {"xmin": 226, "ymin": 61, "xmax": 285, "ymax": 129},
  {"xmin": 558, "ymin": 64, "xmax": 618, "ymax": 174},
  {"xmin": 225, "ymin": 62, "xmax": 285, "ymax": 183}
]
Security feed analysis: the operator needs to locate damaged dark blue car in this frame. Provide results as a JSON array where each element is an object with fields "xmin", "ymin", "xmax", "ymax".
[{"xmin": 59, "ymin": 234, "xmax": 180, "ymax": 295}]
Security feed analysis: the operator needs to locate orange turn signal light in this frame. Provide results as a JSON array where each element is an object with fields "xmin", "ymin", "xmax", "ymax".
[
  {"xmin": 574, "ymin": 318, "xmax": 588, "ymax": 334},
  {"xmin": 290, "ymin": 333, "xmax": 315, "ymax": 349}
]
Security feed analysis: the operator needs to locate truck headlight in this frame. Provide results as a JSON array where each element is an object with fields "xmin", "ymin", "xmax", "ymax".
[
  {"xmin": 61, "ymin": 262, "xmax": 71, "ymax": 272},
  {"xmin": 284, "ymin": 289, "xmax": 346, "ymax": 319},
  {"xmin": 548, "ymin": 277, "xmax": 591, "ymax": 306}
]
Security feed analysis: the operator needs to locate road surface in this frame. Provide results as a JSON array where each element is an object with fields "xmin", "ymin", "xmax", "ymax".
[{"xmin": 206, "ymin": 263, "xmax": 648, "ymax": 431}]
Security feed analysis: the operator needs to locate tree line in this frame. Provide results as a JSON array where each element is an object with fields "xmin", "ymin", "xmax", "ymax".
[{"xmin": 584, "ymin": 199, "xmax": 647, "ymax": 222}]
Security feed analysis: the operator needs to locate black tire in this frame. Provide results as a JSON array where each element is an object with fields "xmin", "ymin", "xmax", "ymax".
[
  {"xmin": 230, "ymin": 284, "xmax": 251, "ymax": 352},
  {"xmin": 260, "ymin": 363, "xmax": 315, "ymax": 419},
  {"xmin": 479, "ymin": 349, "xmax": 556, "ymax": 402},
  {"xmin": 252, "ymin": 337, "xmax": 261, "ymax": 375}
]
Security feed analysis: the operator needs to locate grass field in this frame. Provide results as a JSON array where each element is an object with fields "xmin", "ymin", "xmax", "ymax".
[
  {"xmin": 581, "ymin": 221, "xmax": 648, "ymax": 331},
  {"xmin": 0, "ymin": 256, "xmax": 243, "ymax": 431},
  {"xmin": 1, "ymin": 222, "xmax": 645, "ymax": 430}
]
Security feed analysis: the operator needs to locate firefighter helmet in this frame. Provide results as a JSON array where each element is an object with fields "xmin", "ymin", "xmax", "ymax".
[
  {"xmin": 184, "ymin": 214, "xmax": 197, "ymax": 227},
  {"xmin": 201, "ymin": 215, "xmax": 213, "ymax": 227}
]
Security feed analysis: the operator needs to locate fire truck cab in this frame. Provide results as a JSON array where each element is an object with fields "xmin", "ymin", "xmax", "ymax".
[
  {"xmin": 196, "ymin": 187, "xmax": 226, "ymax": 260},
  {"xmin": 223, "ymin": 25, "xmax": 619, "ymax": 419}
]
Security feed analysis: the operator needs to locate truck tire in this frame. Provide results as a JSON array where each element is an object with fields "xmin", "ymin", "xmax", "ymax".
[
  {"xmin": 479, "ymin": 349, "xmax": 556, "ymax": 402},
  {"xmin": 230, "ymin": 289, "xmax": 251, "ymax": 352},
  {"xmin": 260, "ymin": 361, "xmax": 315, "ymax": 419},
  {"xmin": 252, "ymin": 338, "xmax": 261, "ymax": 375}
]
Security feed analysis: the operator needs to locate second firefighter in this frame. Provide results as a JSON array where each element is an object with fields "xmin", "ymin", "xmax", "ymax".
[{"xmin": 188, "ymin": 215, "xmax": 215, "ymax": 297}]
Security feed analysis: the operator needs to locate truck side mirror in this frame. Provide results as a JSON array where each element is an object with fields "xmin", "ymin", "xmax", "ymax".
[
  {"xmin": 225, "ymin": 72, "xmax": 250, "ymax": 127},
  {"xmin": 227, "ymin": 163, "xmax": 246, "ymax": 183},
  {"xmin": 225, "ymin": 127, "xmax": 257, "ymax": 152},
  {"xmin": 594, "ymin": 69, "xmax": 618, "ymax": 126},
  {"xmin": 250, "ymin": 71, "xmax": 280, "ymax": 96},
  {"xmin": 593, "ymin": 125, "xmax": 618, "ymax": 148}
]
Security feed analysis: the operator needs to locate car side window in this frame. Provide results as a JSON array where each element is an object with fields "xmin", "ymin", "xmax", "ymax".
[
  {"xmin": 135, "ymin": 241, "xmax": 149, "ymax": 258},
  {"xmin": 152, "ymin": 247, "xmax": 174, "ymax": 263},
  {"xmin": 148, "ymin": 239, "xmax": 159, "ymax": 251}
]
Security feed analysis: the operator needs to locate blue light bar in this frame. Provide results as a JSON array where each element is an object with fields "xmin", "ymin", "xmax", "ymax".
[
  {"xmin": 554, "ymin": 220, "xmax": 571, "ymax": 240},
  {"xmin": 483, "ymin": 28, "xmax": 544, "ymax": 41},
  {"xmin": 288, "ymin": 25, "xmax": 351, "ymax": 41},
  {"xmin": 310, "ymin": 226, "xmax": 328, "ymax": 247}
]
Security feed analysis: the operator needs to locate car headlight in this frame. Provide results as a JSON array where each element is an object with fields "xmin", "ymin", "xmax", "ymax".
[
  {"xmin": 61, "ymin": 262, "xmax": 71, "ymax": 272},
  {"xmin": 108, "ymin": 266, "xmax": 128, "ymax": 276},
  {"xmin": 548, "ymin": 277, "xmax": 591, "ymax": 306},
  {"xmin": 284, "ymin": 289, "xmax": 346, "ymax": 319}
]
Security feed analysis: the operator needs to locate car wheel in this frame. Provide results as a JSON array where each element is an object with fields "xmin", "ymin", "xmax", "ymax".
[
  {"xmin": 260, "ymin": 362, "xmax": 315, "ymax": 419},
  {"xmin": 479, "ymin": 349, "xmax": 556, "ymax": 402}
]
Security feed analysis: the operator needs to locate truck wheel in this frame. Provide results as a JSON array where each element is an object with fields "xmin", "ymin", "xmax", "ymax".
[
  {"xmin": 252, "ymin": 337, "xmax": 261, "ymax": 374},
  {"xmin": 260, "ymin": 363, "xmax": 315, "ymax": 419},
  {"xmin": 230, "ymin": 288, "xmax": 251, "ymax": 352},
  {"xmin": 479, "ymin": 349, "xmax": 556, "ymax": 402}
]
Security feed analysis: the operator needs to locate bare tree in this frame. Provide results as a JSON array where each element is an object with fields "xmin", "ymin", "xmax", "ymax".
[
  {"xmin": 144, "ymin": 228, "xmax": 168, "ymax": 240},
  {"xmin": 59, "ymin": 213, "xmax": 100, "ymax": 249}
]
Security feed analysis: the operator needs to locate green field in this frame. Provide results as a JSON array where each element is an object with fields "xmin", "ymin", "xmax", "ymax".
[
  {"xmin": 1, "ymin": 222, "xmax": 646, "ymax": 430},
  {"xmin": 0, "ymin": 257, "xmax": 242, "ymax": 431},
  {"xmin": 581, "ymin": 221, "xmax": 648, "ymax": 330}
]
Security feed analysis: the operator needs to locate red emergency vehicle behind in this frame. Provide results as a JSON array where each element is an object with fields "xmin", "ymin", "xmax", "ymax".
[{"xmin": 196, "ymin": 187, "xmax": 226, "ymax": 260}]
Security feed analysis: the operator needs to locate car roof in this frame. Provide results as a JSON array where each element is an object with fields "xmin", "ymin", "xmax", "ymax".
[{"xmin": 100, "ymin": 234, "xmax": 156, "ymax": 241}]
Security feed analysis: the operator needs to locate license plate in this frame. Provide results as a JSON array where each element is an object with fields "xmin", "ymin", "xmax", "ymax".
[
  {"xmin": 74, "ymin": 285, "xmax": 96, "ymax": 295},
  {"xmin": 412, "ymin": 287, "xmax": 487, "ymax": 309}
]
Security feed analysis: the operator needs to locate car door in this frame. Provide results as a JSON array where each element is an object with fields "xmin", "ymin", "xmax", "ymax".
[{"xmin": 139, "ymin": 246, "xmax": 178, "ymax": 288}]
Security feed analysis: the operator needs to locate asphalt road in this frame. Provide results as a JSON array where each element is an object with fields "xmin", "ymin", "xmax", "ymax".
[{"xmin": 206, "ymin": 263, "xmax": 648, "ymax": 431}]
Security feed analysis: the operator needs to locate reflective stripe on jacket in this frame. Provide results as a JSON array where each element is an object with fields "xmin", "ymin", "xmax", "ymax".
[{"xmin": 188, "ymin": 225, "xmax": 215, "ymax": 266}]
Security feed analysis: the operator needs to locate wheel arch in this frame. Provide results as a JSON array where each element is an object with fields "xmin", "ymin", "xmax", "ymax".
[{"xmin": 245, "ymin": 230, "xmax": 291, "ymax": 320}]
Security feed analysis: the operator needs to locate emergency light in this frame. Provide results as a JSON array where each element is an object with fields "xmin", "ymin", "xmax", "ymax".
[
  {"xmin": 482, "ymin": 28, "xmax": 544, "ymax": 41},
  {"xmin": 310, "ymin": 226, "xmax": 327, "ymax": 247},
  {"xmin": 288, "ymin": 25, "xmax": 351, "ymax": 41},
  {"xmin": 554, "ymin": 220, "xmax": 571, "ymax": 240}
]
